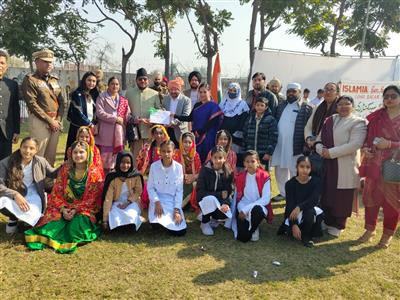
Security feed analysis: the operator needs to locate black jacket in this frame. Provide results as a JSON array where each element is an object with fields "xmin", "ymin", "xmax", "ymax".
[
  {"xmin": 243, "ymin": 110, "xmax": 278, "ymax": 157},
  {"xmin": 275, "ymin": 100, "xmax": 313, "ymax": 156},
  {"xmin": 0, "ymin": 77, "xmax": 20, "ymax": 139},
  {"xmin": 196, "ymin": 161, "xmax": 234, "ymax": 206}
]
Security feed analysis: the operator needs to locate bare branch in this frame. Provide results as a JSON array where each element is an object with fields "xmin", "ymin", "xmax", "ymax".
[{"xmin": 185, "ymin": 10, "xmax": 206, "ymax": 57}]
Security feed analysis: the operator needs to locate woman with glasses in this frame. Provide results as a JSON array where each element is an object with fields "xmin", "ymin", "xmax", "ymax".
[
  {"xmin": 358, "ymin": 85, "xmax": 400, "ymax": 248},
  {"xmin": 315, "ymin": 95, "xmax": 367, "ymax": 237},
  {"xmin": 304, "ymin": 82, "xmax": 340, "ymax": 148}
]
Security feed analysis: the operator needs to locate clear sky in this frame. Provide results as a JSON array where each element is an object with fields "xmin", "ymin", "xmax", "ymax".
[{"xmin": 83, "ymin": 0, "xmax": 400, "ymax": 77}]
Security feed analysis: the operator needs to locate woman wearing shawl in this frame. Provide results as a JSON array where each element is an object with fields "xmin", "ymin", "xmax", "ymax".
[
  {"xmin": 174, "ymin": 132, "xmax": 201, "ymax": 210},
  {"xmin": 305, "ymin": 82, "xmax": 340, "ymax": 148},
  {"xmin": 136, "ymin": 125, "xmax": 170, "ymax": 176},
  {"xmin": 219, "ymin": 82, "xmax": 249, "ymax": 154},
  {"xmin": 174, "ymin": 83, "xmax": 223, "ymax": 163},
  {"xmin": 102, "ymin": 151, "xmax": 143, "ymax": 232},
  {"xmin": 66, "ymin": 126, "xmax": 103, "ymax": 175},
  {"xmin": 65, "ymin": 71, "xmax": 98, "ymax": 160},
  {"xmin": 25, "ymin": 141, "xmax": 104, "ymax": 254},
  {"xmin": 95, "ymin": 77, "xmax": 131, "ymax": 174},
  {"xmin": 358, "ymin": 85, "xmax": 400, "ymax": 249}
]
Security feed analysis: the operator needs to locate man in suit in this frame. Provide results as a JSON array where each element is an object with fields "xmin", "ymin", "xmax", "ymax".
[
  {"xmin": 183, "ymin": 71, "xmax": 202, "ymax": 111},
  {"xmin": 0, "ymin": 50, "xmax": 20, "ymax": 160},
  {"xmin": 163, "ymin": 77, "xmax": 191, "ymax": 146}
]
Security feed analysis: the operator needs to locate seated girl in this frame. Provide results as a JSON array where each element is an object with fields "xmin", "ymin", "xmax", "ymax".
[
  {"xmin": 232, "ymin": 150, "xmax": 273, "ymax": 242},
  {"xmin": 136, "ymin": 125, "xmax": 170, "ymax": 175},
  {"xmin": 66, "ymin": 126, "xmax": 103, "ymax": 175},
  {"xmin": 206, "ymin": 130, "xmax": 237, "ymax": 174},
  {"xmin": 197, "ymin": 146, "xmax": 234, "ymax": 236},
  {"xmin": 147, "ymin": 140, "xmax": 186, "ymax": 236},
  {"xmin": 102, "ymin": 151, "xmax": 143, "ymax": 232},
  {"xmin": 0, "ymin": 137, "xmax": 58, "ymax": 234},
  {"xmin": 277, "ymin": 156, "xmax": 323, "ymax": 248},
  {"xmin": 173, "ymin": 132, "xmax": 201, "ymax": 210},
  {"xmin": 25, "ymin": 141, "xmax": 104, "ymax": 253}
]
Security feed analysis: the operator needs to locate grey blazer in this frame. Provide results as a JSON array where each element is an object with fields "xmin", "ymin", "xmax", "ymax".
[
  {"xmin": 162, "ymin": 93, "xmax": 191, "ymax": 141},
  {"xmin": 0, "ymin": 155, "xmax": 59, "ymax": 213}
]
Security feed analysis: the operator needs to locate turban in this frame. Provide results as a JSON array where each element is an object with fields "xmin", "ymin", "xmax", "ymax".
[
  {"xmin": 188, "ymin": 71, "xmax": 202, "ymax": 83},
  {"xmin": 287, "ymin": 82, "xmax": 301, "ymax": 90},
  {"xmin": 168, "ymin": 77, "xmax": 184, "ymax": 91}
]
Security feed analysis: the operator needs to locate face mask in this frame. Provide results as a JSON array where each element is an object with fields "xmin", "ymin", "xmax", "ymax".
[{"xmin": 228, "ymin": 92, "xmax": 237, "ymax": 99}]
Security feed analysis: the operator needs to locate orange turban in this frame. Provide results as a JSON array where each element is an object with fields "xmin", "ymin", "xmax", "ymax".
[{"xmin": 168, "ymin": 76, "xmax": 184, "ymax": 91}]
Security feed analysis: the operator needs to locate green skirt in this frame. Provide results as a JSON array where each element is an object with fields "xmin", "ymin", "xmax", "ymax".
[{"xmin": 25, "ymin": 214, "xmax": 101, "ymax": 254}]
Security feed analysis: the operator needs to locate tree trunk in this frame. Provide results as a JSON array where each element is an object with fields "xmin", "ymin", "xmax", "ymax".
[
  {"xmin": 207, "ymin": 55, "xmax": 212, "ymax": 84},
  {"xmin": 248, "ymin": 0, "xmax": 259, "ymax": 85},
  {"xmin": 161, "ymin": 8, "xmax": 170, "ymax": 79},
  {"xmin": 29, "ymin": 57, "xmax": 34, "ymax": 73},
  {"xmin": 76, "ymin": 61, "xmax": 81, "ymax": 82},
  {"xmin": 121, "ymin": 48, "xmax": 128, "ymax": 90},
  {"xmin": 330, "ymin": 0, "xmax": 346, "ymax": 56}
]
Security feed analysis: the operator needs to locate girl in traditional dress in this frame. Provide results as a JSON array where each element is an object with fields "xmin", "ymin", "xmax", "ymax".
[
  {"xmin": 25, "ymin": 141, "xmax": 104, "ymax": 253},
  {"xmin": 147, "ymin": 140, "xmax": 186, "ymax": 236},
  {"xmin": 66, "ymin": 126, "xmax": 103, "ymax": 175},
  {"xmin": 232, "ymin": 150, "xmax": 273, "ymax": 242},
  {"xmin": 206, "ymin": 130, "xmax": 237, "ymax": 174},
  {"xmin": 136, "ymin": 125, "xmax": 170, "ymax": 175},
  {"xmin": 197, "ymin": 146, "xmax": 234, "ymax": 236},
  {"xmin": 277, "ymin": 156, "xmax": 323, "ymax": 247},
  {"xmin": 173, "ymin": 132, "xmax": 201, "ymax": 210},
  {"xmin": 0, "ymin": 137, "xmax": 58, "ymax": 234},
  {"xmin": 102, "ymin": 151, "xmax": 143, "ymax": 232},
  {"xmin": 174, "ymin": 83, "xmax": 223, "ymax": 163},
  {"xmin": 358, "ymin": 85, "xmax": 400, "ymax": 248},
  {"xmin": 96, "ymin": 77, "xmax": 131, "ymax": 174}
]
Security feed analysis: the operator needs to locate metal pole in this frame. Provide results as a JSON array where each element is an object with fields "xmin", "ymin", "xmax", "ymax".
[{"xmin": 360, "ymin": 0, "xmax": 372, "ymax": 58}]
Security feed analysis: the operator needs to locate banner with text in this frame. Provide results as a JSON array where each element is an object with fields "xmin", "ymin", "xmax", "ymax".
[{"xmin": 339, "ymin": 81, "xmax": 399, "ymax": 117}]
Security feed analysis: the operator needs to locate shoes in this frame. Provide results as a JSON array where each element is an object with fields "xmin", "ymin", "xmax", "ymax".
[
  {"xmin": 272, "ymin": 194, "xmax": 285, "ymax": 202},
  {"xmin": 200, "ymin": 222, "xmax": 214, "ymax": 236},
  {"xmin": 357, "ymin": 230, "xmax": 376, "ymax": 243},
  {"xmin": 251, "ymin": 228, "xmax": 260, "ymax": 242},
  {"xmin": 303, "ymin": 240, "xmax": 314, "ymax": 248},
  {"xmin": 327, "ymin": 226, "xmax": 343, "ymax": 237},
  {"xmin": 377, "ymin": 233, "xmax": 393, "ymax": 249},
  {"xmin": 209, "ymin": 219, "xmax": 220, "ymax": 228},
  {"xmin": 6, "ymin": 221, "xmax": 18, "ymax": 234}
]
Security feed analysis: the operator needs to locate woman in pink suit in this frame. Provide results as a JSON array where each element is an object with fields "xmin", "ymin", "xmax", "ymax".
[{"xmin": 95, "ymin": 77, "xmax": 131, "ymax": 174}]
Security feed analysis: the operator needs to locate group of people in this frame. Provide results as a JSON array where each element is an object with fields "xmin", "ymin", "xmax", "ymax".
[{"xmin": 0, "ymin": 48, "xmax": 399, "ymax": 253}]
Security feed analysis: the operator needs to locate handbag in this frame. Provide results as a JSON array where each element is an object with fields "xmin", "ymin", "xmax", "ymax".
[
  {"xmin": 382, "ymin": 149, "xmax": 400, "ymax": 183},
  {"xmin": 308, "ymin": 150, "xmax": 324, "ymax": 178}
]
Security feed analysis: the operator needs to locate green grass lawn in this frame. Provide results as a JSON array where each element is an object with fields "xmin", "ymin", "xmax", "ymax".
[{"xmin": 1, "ymin": 124, "xmax": 399, "ymax": 299}]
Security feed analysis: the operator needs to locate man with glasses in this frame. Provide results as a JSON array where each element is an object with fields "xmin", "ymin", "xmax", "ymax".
[
  {"xmin": 125, "ymin": 67, "xmax": 161, "ymax": 164},
  {"xmin": 271, "ymin": 83, "xmax": 313, "ymax": 201}
]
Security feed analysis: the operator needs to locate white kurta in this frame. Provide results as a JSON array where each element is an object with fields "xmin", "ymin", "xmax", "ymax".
[
  {"xmin": 108, "ymin": 182, "xmax": 142, "ymax": 230},
  {"xmin": 0, "ymin": 161, "xmax": 42, "ymax": 226},
  {"xmin": 271, "ymin": 102, "xmax": 299, "ymax": 169},
  {"xmin": 147, "ymin": 160, "xmax": 187, "ymax": 231},
  {"xmin": 230, "ymin": 174, "xmax": 271, "ymax": 237}
]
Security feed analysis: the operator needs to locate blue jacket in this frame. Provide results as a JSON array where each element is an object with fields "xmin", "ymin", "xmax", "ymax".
[{"xmin": 67, "ymin": 88, "xmax": 96, "ymax": 127}]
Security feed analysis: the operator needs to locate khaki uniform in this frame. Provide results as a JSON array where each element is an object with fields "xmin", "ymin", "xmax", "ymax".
[{"xmin": 22, "ymin": 72, "xmax": 65, "ymax": 165}]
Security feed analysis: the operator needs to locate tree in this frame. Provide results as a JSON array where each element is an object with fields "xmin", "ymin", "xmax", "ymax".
[
  {"xmin": 241, "ymin": 0, "xmax": 294, "ymax": 82},
  {"xmin": 53, "ymin": 8, "xmax": 96, "ymax": 80},
  {"xmin": 144, "ymin": 0, "xmax": 187, "ymax": 79},
  {"xmin": 82, "ymin": 0, "xmax": 148, "ymax": 90},
  {"xmin": 95, "ymin": 41, "xmax": 114, "ymax": 69},
  {"xmin": 341, "ymin": 0, "xmax": 400, "ymax": 58},
  {"xmin": 185, "ymin": 0, "xmax": 232, "ymax": 83},
  {"xmin": 0, "ymin": 0, "xmax": 73, "ymax": 71}
]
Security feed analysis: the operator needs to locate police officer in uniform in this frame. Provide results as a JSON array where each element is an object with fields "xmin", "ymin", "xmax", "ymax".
[
  {"xmin": 22, "ymin": 49, "xmax": 65, "ymax": 166},
  {"xmin": 0, "ymin": 49, "xmax": 20, "ymax": 160}
]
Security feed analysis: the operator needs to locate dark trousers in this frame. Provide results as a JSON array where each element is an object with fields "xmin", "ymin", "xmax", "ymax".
[
  {"xmin": 323, "ymin": 208, "xmax": 347, "ymax": 230},
  {"xmin": 0, "ymin": 130, "xmax": 12, "ymax": 161},
  {"xmin": 299, "ymin": 209, "xmax": 324, "ymax": 242},
  {"xmin": 202, "ymin": 209, "xmax": 228, "ymax": 223},
  {"xmin": 237, "ymin": 205, "xmax": 266, "ymax": 242},
  {"xmin": 0, "ymin": 208, "xmax": 17, "ymax": 221},
  {"xmin": 151, "ymin": 223, "xmax": 186, "ymax": 237}
]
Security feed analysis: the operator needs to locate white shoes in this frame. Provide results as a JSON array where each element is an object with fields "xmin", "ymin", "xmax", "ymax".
[
  {"xmin": 251, "ymin": 228, "xmax": 260, "ymax": 242},
  {"xmin": 327, "ymin": 226, "xmax": 343, "ymax": 237},
  {"xmin": 6, "ymin": 221, "xmax": 17, "ymax": 234},
  {"xmin": 200, "ymin": 222, "xmax": 214, "ymax": 236}
]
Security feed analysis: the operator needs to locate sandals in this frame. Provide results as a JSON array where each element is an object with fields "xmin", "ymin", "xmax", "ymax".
[
  {"xmin": 377, "ymin": 234, "xmax": 393, "ymax": 249},
  {"xmin": 357, "ymin": 230, "xmax": 376, "ymax": 243}
]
